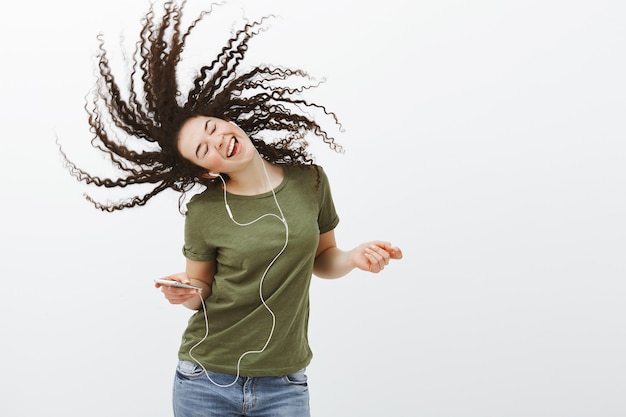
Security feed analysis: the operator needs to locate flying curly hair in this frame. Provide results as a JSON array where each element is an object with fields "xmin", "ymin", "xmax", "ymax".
[{"xmin": 58, "ymin": 0, "xmax": 343, "ymax": 212}]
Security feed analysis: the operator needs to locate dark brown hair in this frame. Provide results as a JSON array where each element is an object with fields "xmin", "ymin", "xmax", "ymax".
[{"xmin": 59, "ymin": 0, "xmax": 342, "ymax": 212}]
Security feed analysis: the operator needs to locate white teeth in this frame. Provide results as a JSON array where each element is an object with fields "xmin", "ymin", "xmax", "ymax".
[{"xmin": 227, "ymin": 138, "xmax": 235, "ymax": 157}]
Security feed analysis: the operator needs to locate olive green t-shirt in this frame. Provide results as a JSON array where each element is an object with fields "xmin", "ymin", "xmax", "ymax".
[{"xmin": 179, "ymin": 165, "xmax": 339, "ymax": 376}]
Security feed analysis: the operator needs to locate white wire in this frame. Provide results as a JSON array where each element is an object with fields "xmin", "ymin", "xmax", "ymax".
[{"xmin": 187, "ymin": 155, "xmax": 288, "ymax": 387}]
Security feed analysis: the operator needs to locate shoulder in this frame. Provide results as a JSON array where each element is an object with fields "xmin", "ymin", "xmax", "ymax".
[
  {"xmin": 281, "ymin": 164, "xmax": 334, "ymax": 200},
  {"xmin": 283, "ymin": 163, "xmax": 328, "ymax": 184},
  {"xmin": 184, "ymin": 186, "xmax": 221, "ymax": 215}
]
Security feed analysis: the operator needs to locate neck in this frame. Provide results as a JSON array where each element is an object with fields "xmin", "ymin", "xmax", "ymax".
[{"xmin": 226, "ymin": 158, "xmax": 283, "ymax": 196}]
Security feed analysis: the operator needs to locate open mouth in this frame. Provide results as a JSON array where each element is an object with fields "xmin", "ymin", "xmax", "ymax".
[{"xmin": 227, "ymin": 137, "xmax": 238, "ymax": 157}]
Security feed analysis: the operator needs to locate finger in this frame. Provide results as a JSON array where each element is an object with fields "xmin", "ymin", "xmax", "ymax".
[
  {"xmin": 365, "ymin": 248, "xmax": 385, "ymax": 272},
  {"xmin": 163, "ymin": 290, "xmax": 198, "ymax": 304},
  {"xmin": 162, "ymin": 286, "xmax": 200, "ymax": 296},
  {"xmin": 374, "ymin": 242, "xmax": 403, "ymax": 261},
  {"xmin": 370, "ymin": 245, "xmax": 391, "ymax": 264},
  {"xmin": 167, "ymin": 295, "xmax": 194, "ymax": 304},
  {"xmin": 391, "ymin": 247, "xmax": 403, "ymax": 259}
]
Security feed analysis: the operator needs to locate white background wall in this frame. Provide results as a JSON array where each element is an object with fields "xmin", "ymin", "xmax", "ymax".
[{"xmin": 1, "ymin": 0, "xmax": 625, "ymax": 416}]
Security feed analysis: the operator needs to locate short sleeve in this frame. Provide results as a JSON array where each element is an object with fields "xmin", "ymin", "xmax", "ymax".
[
  {"xmin": 181, "ymin": 197, "xmax": 217, "ymax": 261},
  {"xmin": 316, "ymin": 166, "xmax": 340, "ymax": 234}
]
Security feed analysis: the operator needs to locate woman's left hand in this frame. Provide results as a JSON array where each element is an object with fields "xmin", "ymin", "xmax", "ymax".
[{"xmin": 354, "ymin": 240, "xmax": 403, "ymax": 273}]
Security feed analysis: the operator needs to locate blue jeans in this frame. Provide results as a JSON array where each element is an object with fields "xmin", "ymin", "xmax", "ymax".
[{"xmin": 173, "ymin": 360, "xmax": 311, "ymax": 417}]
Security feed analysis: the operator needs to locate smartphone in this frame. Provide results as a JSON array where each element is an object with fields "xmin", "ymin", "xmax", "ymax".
[{"xmin": 154, "ymin": 279, "xmax": 202, "ymax": 290}]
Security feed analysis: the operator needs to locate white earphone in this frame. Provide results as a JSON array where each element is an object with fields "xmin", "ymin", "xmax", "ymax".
[{"xmin": 188, "ymin": 149, "xmax": 288, "ymax": 388}]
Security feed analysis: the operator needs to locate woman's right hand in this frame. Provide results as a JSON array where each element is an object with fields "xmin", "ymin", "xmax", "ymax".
[{"xmin": 154, "ymin": 272, "xmax": 202, "ymax": 304}]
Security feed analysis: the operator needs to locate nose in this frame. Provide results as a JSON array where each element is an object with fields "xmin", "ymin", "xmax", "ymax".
[{"xmin": 207, "ymin": 132, "xmax": 225, "ymax": 150}]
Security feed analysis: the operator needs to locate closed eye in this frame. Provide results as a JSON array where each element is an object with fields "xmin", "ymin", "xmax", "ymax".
[
  {"xmin": 194, "ymin": 120, "xmax": 216, "ymax": 159},
  {"xmin": 205, "ymin": 119, "xmax": 216, "ymax": 134},
  {"xmin": 195, "ymin": 143, "xmax": 208, "ymax": 159}
]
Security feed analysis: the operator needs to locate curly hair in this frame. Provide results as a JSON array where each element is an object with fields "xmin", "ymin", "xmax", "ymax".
[{"xmin": 59, "ymin": 0, "xmax": 343, "ymax": 212}]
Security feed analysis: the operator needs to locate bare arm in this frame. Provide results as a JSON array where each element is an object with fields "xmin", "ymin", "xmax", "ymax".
[
  {"xmin": 313, "ymin": 230, "xmax": 403, "ymax": 279},
  {"xmin": 154, "ymin": 258, "xmax": 216, "ymax": 310}
]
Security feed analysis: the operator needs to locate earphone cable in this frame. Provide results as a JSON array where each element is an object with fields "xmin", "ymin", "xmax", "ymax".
[{"xmin": 187, "ymin": 154, "xmax": 288, "ymax": 387}]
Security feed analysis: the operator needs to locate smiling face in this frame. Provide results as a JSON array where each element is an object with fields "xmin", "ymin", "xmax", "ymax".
[{"xmin": 177, "ymin": 116, "xmax": 255, "ymax": 176}]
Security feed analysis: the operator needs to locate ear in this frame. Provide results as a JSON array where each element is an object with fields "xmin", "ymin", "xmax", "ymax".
[{"xmin": 201, "ymin": 171, "xmax": 220, "ymax": 178}]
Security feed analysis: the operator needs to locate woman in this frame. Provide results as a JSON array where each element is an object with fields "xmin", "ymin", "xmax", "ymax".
[{"xmin": 60, "ymin": 1, "xmax": 402, "ymax": 416}]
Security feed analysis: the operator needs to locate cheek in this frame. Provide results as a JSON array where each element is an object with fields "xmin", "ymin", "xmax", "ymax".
[{"xmin": 205, "ymin": 154, "xmax": 223, "ymax": 170}]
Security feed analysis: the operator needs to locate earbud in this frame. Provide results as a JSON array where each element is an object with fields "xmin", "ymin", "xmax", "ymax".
[{"xmin": 207, "ymin": 172, "xmax": 220, "ymax": 177}]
